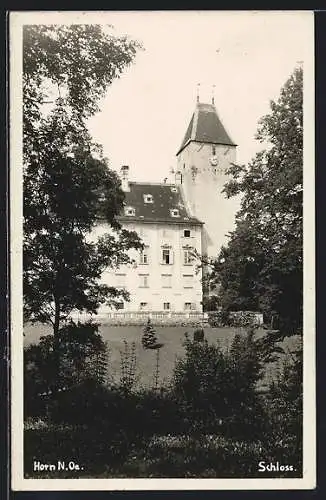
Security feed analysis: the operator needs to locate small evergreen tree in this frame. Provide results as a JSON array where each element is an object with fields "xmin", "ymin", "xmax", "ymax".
[{"xmin": 141, "ymin": 318, "xmax": 158, "ymax": 349}]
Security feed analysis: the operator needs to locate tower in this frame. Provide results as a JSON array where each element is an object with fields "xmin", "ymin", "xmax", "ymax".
[{"xmin": 176, "ymin": 99, "xmax": 238, "ymax": 259}]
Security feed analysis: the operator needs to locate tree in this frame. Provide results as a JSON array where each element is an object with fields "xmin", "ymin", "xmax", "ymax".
[
  {"xmin": 211, "ymin": 66, "xmax": 303, "ymax": 335},
  {"xmin": 23, "ymin": 25, "xmax": 143, "ymax": 389},
  {"xmin": 141, "ymin": 319, "xmax": 159, "ymax": 350},
  {"xmin": 23, "ymin": 25, "xmax": 143, "ymax": 331}
]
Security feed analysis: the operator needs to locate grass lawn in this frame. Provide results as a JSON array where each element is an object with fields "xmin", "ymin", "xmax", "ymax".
[{"xmin": 23, "ymin": 324, "xmax": 299, "ymax": 389}]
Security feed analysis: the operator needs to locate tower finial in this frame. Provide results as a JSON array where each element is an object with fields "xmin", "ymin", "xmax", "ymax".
[
  {"xmin": 212, "ymin": 84, "xmax": 216, "ymax": 105},
  {"xmin": 196, "ymin": 83, "xmax": 201, "ymax": 103}
]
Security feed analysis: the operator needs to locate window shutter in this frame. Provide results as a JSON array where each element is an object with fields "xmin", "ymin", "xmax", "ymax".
[{"xmin": 170, "ymin": 250, "xmax": 174, "ymax": 264}]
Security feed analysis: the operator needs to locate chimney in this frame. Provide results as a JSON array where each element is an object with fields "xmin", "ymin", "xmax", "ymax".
[
  {"xmin": 175, "ymin": 171, "xmax": 182, "ymax": 185},
  {"xmin": 120, "ymin": 165, "xmax": 130, "ymax": 192}
]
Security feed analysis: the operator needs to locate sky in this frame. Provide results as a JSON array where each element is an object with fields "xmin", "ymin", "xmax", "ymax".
[
  {"xmin": 17, "ymin": 10, "xmax": 314, "ymax": 183},
  {"xmin": 85, "ymin": 11, "xmax": 313, "ymax": 183}
]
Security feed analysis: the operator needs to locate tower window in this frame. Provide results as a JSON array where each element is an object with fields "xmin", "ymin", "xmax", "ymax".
[{"xmin": 143, "ymin": 194, "xmax": 153, "ymax": 204}]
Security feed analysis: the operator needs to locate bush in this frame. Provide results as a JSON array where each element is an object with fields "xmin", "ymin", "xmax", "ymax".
[
  {"xmin": 171, "ymin": 330, "xmax": 268, "ymax": 438},
  {"xmin": 24, "ymin": 321, "xmax": 109, "ymax": 419},
  {"xmin": 263, "ymin": 340, "xmax": 303, "ymax": 469}
]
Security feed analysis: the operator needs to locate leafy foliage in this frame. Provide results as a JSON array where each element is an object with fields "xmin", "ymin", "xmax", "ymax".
[
  {"xmin": 211, "ymin": 67, "xmax": 303, "ymax": 335},
  {"xmin": 172, "ymin": 330, "xmax": 270, "ymax": 438},
  {"xmin": 24, "ymin": 321, "xmax": 109, "ymax": 417},
  {"xmin": 24, "ymin": 326, "xmax": 302, "ymax": 477},
  {"xmin": 23, "ymin": 25, "xmax": 143, "ymax": 333},
  {"xmin": 264, "ymin": 339, "xmax": 303, "ymax": 464}
]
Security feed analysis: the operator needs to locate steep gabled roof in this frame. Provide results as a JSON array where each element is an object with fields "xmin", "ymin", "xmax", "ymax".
[
  {"xmin": 177, "ymin": 102, "xmax": 236, "ymax": 155},
  {"xmin": 118, "ymin": 182, "xmax": 203, "ymax": 225}
]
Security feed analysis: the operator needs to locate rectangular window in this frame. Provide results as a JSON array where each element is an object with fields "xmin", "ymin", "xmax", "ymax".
[
  {"xmin": 140, "ymin": 247, "xmax": 149, "ymax": 265},
  {"xmin": 161, "ymin": 274, "xmax": 172, "ymax": 288},
  {"xmin": 139, "ymin": 274, "xmax": 149, "ymax": 288},
  {"xmin": 163, "ymin": 302, "xmax": 170, "ymax": 310},
  {"xmin": 184, "ymin": 229, "xmax": 191, "ymax": 238},
  {"xmin": 162, "ymin": 247, "xmax": 173, "ymax": 264},
  {"xmin": 184, "ymin": 302, "xmax": 195, "ymax": 311},
  {"xmin": 116, "ymin": 301, "xmax": 124, "ymax": 310},
  {"xmin": 115, "ymin": 273, "xmax": 126, "ymax": 287},
  {"xmin": 212, "ymin": 145, "xmax": 216, "ymax": 155},
  {"xmin": 139, "ymin": 302, "xmax": 148, "ymax": 310},
  {"xmin": 183, "ymin": 248, "xmax": 193, "ymax": 265},
  {"xmin": 183, "ymin": 274, "xmax": 193, "ymax": 288}
]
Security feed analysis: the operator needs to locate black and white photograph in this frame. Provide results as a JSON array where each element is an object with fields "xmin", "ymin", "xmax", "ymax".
[{"xmin": 10, "ymin": 10, "xmax": 315, "ymax": 490}]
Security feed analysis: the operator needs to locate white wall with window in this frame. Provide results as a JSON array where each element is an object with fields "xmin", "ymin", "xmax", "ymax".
[
  {"xmin": 139, "ymin": 246, "xmax": 149, "ymax": 265},
  {"xmin": 161, "ymin": 274, "xmax": 172, "ymax": 288},
  {"xmin": 139, "ymin": 274, "xmax": 149, "ymax": 288},
  {"xmin": 161, "ymin": 246, "xmax": 174, "ymax": 265},
  {"xmin": 183, "ymin": 247, "xmax": 194, "ymax": 265},
  {"xmin": 96, "ymin": 220, "xmax": 203, "ymax": 314},
  {"xmin": 184, "ymin": 302, "xmax": 196, "ymax": 311},
  {"xmin": 183, "ymin": 274, "xmax": 193, "ymax": 288}
]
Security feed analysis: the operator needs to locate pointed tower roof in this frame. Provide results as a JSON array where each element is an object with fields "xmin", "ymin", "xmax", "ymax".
[{"xmin": 177, "ymin": 102, "xmax": 236, "ymax": 155}]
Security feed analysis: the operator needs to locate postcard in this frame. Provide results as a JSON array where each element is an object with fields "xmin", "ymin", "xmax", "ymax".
[{"xmin": 10, "ymin": 10, "xmax": 315, "ymax": 490}]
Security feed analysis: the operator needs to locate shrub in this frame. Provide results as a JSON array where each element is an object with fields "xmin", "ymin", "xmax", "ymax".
[
  {"xmin": 141, "ymin": 318, "xmax": 159, "ymax": 349},
  {"xmin": 171, "ymin": 330, "xmax": 268, "ymax": 438},
  {"xmin": 263, "ymin": 339, "xmax": 303, "ymax": 469},
  {"xmin": 24, "ymin": 321, "xmax": 109, "ymax": 418},
  {"xmin": 193, "ymin": 328, "xmax": 205, "ymax": 342}
]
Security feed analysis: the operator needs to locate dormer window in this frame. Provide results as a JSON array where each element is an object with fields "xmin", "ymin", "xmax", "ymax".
[
  {"xmin": 124, "ymin": 206, "xmax": 135, "ymax": 216},
  {"xmin": 143, "ymin": 194, "xmax": 153, "ymax": 204},
  {"xmin": 170, "ymin": 209, "xmax": 180, "ymax": 218}
]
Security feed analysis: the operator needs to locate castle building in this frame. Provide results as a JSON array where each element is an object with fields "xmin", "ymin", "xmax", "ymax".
[{"xmin": 98, "ymin": 98, "xmax": 238, "ymax": 317}]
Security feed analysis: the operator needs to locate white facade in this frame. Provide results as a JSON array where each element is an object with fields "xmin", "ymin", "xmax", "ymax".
[{"xmin": 96, "ymin": 219, "xmax": 203, "ymax": 314}]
